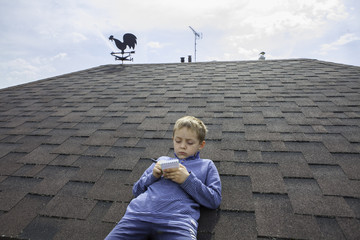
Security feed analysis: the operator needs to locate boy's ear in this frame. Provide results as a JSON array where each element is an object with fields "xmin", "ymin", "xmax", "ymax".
[{"xmin": 199, "ymin": 140, "xmax": 206, "ymax": 150}]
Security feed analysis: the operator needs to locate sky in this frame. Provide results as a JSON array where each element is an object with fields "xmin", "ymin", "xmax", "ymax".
[{"xmin": 0, "ymin": 0, "xmax": 359, "ymax": 89}]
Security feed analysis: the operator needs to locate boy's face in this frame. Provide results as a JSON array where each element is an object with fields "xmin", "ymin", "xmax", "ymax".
[{"xmin": 173, "ymin": 127, "xmax": 205, "ymax": 159}]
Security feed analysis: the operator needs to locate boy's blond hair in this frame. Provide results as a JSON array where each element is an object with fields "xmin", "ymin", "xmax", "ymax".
[{"xmin": 173, "ymin": 116, "xmax": 208, "ymax": 142}]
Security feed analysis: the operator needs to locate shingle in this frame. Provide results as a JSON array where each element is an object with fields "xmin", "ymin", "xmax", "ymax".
[
  {"xmin": 18, "ymin": 144, "xmax": 58, "ymax": 165},
  {"xmin": 336, "ymin": 217, "xmax": 360, "ymax": 240},
  {"xmin": 70, "ymin": 156, "xmax": 113, "ymax": 182},
  {"xmin": 247, "ymin": 163, "xmax": 286, "ymax": 194},
  {"xmin": 2, "ymin": 117, "xmax": 27, "ymax": 128},
  {"xmin": 301, "ymin": 106, "xmax": 325, "ymax": 118},
  {"xmin": 285, "ymin": 142, "xmax": 337, "ymax": 165},
  {"xmin": 52, "ymin": 217, "xmax": 115, "ymax": 240},
  {"xmin": 0, "ymin": 194, "xmax": 51, "ymax": 236},
  {"xmin": 197, "ymin": 207, "xmax": 219, "ymax": 234},
  {"xmin": 213, "ymin": 211, "xmax": 257, "ymax": 240},
  {"xmin": 13, "ymin": 164, "xmax": 46, "ymax": 177},
  {"xmin": 84, "ymin": 107, "xmax": 108, "ymax": 118},
  {"xmin": 220, "ymin": 175, "xmax": 254, "ymax": 211},
  {"xmin": 49, "ymin": 154, "xmax": 79, "ymax": 166},
  {"xmin": 51, "ymin": 137, "xmax": 88, "ymax": 155},
  {"xmin": 243, "ymin": 112, "xmax": 265, "ymax": 125},
  {"xmin": 40, "ymin": 195, "xmax": 97, "ymax": 220},
  {"xmin": 0, "ymin": 176, "xmax": 42, "ymax": 211},
  {"xmin": 327, "ymin": 125, "xmax": 360, "ymax": 142},
  {"xmin": 125, "ymin": 158, "xmax": 153, "ymax": 184},
  {"xmin": 221, "ymin": 118, "xmax": 245, "ymax": 132},
  {"xmin": 283, "ymin": 112, "xmax": 308, "ymax": 125},
  {"xmin": 99, "ymin": 116, "xmax": 126, "ymax": 130},
  {"xmin": 322, "ymin": 133, "xmax": 357, "ymax": 153},
  {"xmin": 136, "ymin": 138, "xmax": 172, "ymax": 159},
  {"xmin": 206, "ymin": 125, "xmax": 223, "ymax": 140},
  {"xmin": 201, "ymin": 140, "xmax": 234, "ymax": 161},
  {"xmin": 146, "ymin": 107, "xmax": 171, "ymax": 117},
  {"xmin": 105, "ymin": 146, "xmax": 145, "ymax": 170},
  {"xmin": 0, "ymin": 143, "xmax": 20, "ymax": 158},
  {"xmin": 265, "ymin": 117, "xmax": 296, "ymax": 133},
  {"xmin": 83, "ymin": 130, "xmax": 119, "ymax": 146},
  {"xmin": 31, "ymin": 166, "xmax": 78, "ymax": 196},
  {"xmin": 310, "ymin": 165, "xmax": 360, "ymax": 198},
  {"xmin": 45, "ymin": 129, "xmax": 76, "ymax": 145},
  {"xmin": 345, "ymin": 197, "xmax": 360, "ymax": 218},
  {"xmin": 102, "ymin": 201, "xmax": 128, "ymax": 223},
  {"xmin": 245, "ymin": 131, "xmax": 282, "ymax": 142},
  {"xmin": 123, "ymin": 112, "xmax": 147, "ymax": 124},
  {"xmin": 285, "ymin": 178, "xmax": 355, "ymax": 217},
  {"xmin": 270, "ymin": 140, "xmax": 287, "ymax": 151},
  {"xmin": 246, "ymin": 150, "xmax": 262, "ymax": 163},
  {"xmin": 57, "ymin": 181, "xmax": 94, "ymax": 198},
  {"xmin": 57, "ymin": 112, "xmax": 85, "ymax": 123},
  {"xmin": 295, "ymin": 98, "xmax": 317, "ymax": 107},
  {"xmin": 83, "ymin": 145, "xmax": 112, "ymax": 156},
  {"xmin": 73, "ymin": 122, "xmax": 102, "ymax": 136},
  {"xmin": 278, "ymin": 156, "xmax": 313, "ymax": 178},
  {"xmin": 312, "ymin": 124, "xmax": 328, "ymax": 133},
  {"xmin": 0, "ymin": 134, "xmax": 23, "ymax": 143},
  {"xmin": 19, "ymin": 216, "xmax": 65, "ymax": 240},
  {"xmin": 141, "ymin": 130, "xmax": 168, "ymax": 139},
  {"xmin": 13, "ymin": 135, "xmax": 51, "ymax": 153},
  {"xmin": 138, "ymin": 117, "xmax": 171, "ymax": 131},
  {"xmin": 316, "ymin": 217, "xmax": 347, "ymax": 240},
  {"xmin": 86, "ymin": 169, "xmax": 133, "ymax": 202},
  {"xmin": 115, "ymin": 123, "xmax": 144, "ymax": 138},
  {"xmin": 0, "ymin": 152, "xmax": 24, "ymax": 175},
  {"xmin": 254, "ymin": 193, "xmax": 322, "ymax": 239},
  {"xmin": 221, "ymin": 161, "xmax": 286, "ymax": 194}
]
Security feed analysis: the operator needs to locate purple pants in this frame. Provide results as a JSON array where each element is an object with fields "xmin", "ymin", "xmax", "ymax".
[{"xmin": 105, "ymin": 217, "xmax": 197, "ymax": 240}]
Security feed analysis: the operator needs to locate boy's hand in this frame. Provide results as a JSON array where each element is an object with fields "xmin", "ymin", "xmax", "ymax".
[
  {"xmin": 153, "ymin": 161, "xmax": 162, "ymax": 178},
  {"xmin": 163, "ymin": 164, "xmax": 190, "ymax": 184}
]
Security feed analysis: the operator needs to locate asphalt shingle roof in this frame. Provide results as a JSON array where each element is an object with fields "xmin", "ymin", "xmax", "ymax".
[{"xmin": 0, "ymin": 59, "xmax": 359, "ymax": 240}]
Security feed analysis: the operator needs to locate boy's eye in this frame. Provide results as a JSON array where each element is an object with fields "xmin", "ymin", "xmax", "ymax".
[{"xmin": 187, "ymin": 142, "xmax": 194, "ymax": 145}]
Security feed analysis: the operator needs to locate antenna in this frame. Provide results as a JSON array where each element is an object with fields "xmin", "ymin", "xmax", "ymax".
[{"xmin": 189, "ymin": 26, "xmax": 202, "ymax": 62}]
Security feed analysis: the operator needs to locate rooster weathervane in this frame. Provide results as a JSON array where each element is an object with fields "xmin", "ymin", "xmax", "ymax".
[{"xmin": 109, "ymin": 33, "xmax": 137, "ymax": 63}]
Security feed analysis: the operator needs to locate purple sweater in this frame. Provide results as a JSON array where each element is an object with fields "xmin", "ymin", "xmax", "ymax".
[{"xmin": 124, "ymin": 152, "xmax": 222, "ymax": 226}]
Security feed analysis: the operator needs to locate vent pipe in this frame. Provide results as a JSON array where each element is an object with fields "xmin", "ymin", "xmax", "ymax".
[{"xmin": 259, "ymin": 52, "xmax": 265, "ymax": 60}]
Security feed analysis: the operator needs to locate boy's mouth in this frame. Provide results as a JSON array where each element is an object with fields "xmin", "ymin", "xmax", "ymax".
[{"xmin": 178, "ymin": 152, "xmax": 187, "ymax": 156}]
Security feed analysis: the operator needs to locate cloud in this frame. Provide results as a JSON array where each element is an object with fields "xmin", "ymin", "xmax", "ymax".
[
  {"xmin": 52, "ymin": 53, "xmax": 68, "ymax": 61},
  {"xmin": 0, "ymin": 58, "xmax": 43, "ymax": 89},
  {"xmin": 217, "ymin": 0, "xmax": 351, "ymax": 60},
  {"xmin": 320, "ymin": 33, "xmax": 360, "ymax": 54},
  {"xmin": 85, "ymin": 0, "xmax": 240, "ymax": 31},
  {"xmin": 0, "ymin": 53, "xmax": 68, "ymax": 89},
  {"xmin": 147, "ymin": 42, "xmax": 163, "ymax": 49},
  {"xmin": 71, "ymin": 32, "xmax": 88, "ymax": 43}
]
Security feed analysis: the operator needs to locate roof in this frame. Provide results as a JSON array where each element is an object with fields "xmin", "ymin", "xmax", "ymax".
[{"xmin": 0, "ymin": 59, "xmax": 359, "ymax": 240}]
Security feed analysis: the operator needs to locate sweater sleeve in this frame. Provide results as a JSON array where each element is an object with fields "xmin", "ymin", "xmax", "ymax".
[
  {"xmin": 132, "ymin": 164, "xmax": 160, "ymax": 197},
  {"xmin": 180, "ymin": 161, "xmax": 222, "ymax": 209}
]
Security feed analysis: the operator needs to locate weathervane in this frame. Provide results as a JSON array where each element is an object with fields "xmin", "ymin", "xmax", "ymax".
[
  {"xmin": 109, "ymin": 33, "xmax": 137, "ymax": 64},
  {"xmin": 189, "ymin": 26, "xmax": 202, "ymax": 62}
]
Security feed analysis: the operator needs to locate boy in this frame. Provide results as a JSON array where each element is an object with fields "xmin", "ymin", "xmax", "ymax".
[{"xmin": 105, "ymin": 116, "xmax": 222, "ymax": 240}]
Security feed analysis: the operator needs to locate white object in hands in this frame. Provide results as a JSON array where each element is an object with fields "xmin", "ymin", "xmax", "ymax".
[{"xmin": 159, "ymin": 159, "xmax": 179, "ymax": 170}]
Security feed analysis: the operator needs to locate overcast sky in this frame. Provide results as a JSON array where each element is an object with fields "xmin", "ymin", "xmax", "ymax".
[{"xmin": 1, "ymin": 0, "xmax": 359, "ymax": 89}]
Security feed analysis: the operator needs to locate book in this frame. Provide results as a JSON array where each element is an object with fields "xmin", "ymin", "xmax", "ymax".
[{"xmin": 160, "ymin": 159, "xmax": 179, "ymax": 170}]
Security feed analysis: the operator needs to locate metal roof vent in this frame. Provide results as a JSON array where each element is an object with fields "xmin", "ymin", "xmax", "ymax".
[{"xmin": 259, "ymin": 52, "xmax": 265, "ymax": 60}]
